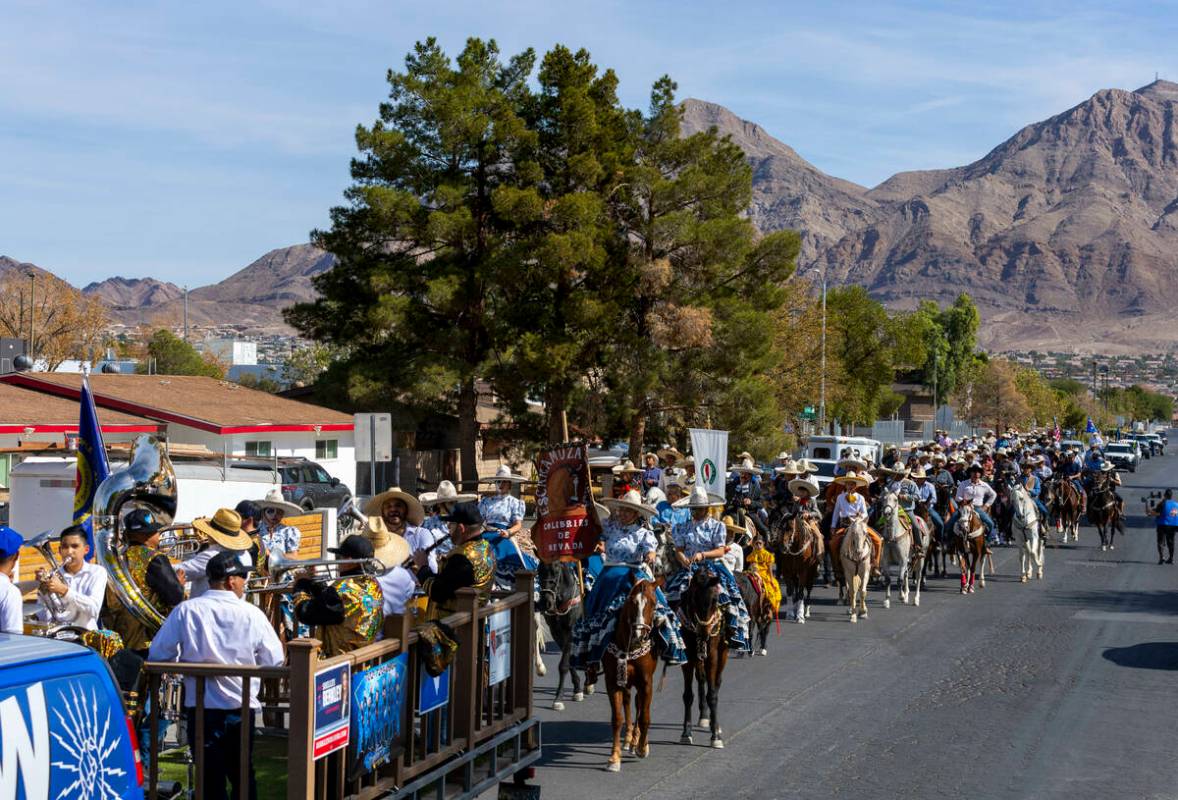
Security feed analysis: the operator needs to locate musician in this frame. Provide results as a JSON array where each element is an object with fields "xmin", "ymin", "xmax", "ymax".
[
  {"xmin": 293, "ymin": 535, "xmax": 383, "ymax": 657},
  {"xmin": 365, "ymin": 487, "xmax": 437, "ymax": 572},
  {"xmin": 36, "ymin": 524, "xmax": 108, "ymax": 630},
  {"xmin": 359, "ymin": 516, "xmax": 417, "ymax": 616},
  {"xmin": 418, "ymin": 502, "xmax": 496, "ymax": 619},
  {"xmin": 0, "ymin": 527, "xmax": 23, "ymax": 634},
  {"xmin": 234, "ymin": 500, "xmax": 265, "ymax": 569},
  {"xmin": 257, "ymin": 490, "xmax": 304, "ymax": 559},
  {"xmin": 179, "ymin": 508, "xmax": 253, "ymax": 599},
  {"xmin": 103, "ymin": 508, "xmax": 185, "ymax": 654},
  {"xmin": 148, "ymin": 551, "xmax": 284, "ymax": 800}
]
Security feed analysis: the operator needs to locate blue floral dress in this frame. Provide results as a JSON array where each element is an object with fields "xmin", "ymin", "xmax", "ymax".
[
  {"xmin": 477, "ymin": 493, "xmax": 537, "ymax": 589},
  {"xmin": 666, "ymin": 516, "xmax": 751, "ymax": 651},
  {"xmin": 571, "ymin": 521, "xmax": 685, "ymax": 669}
]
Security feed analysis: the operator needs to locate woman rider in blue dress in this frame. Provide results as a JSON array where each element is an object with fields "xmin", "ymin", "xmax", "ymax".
[
  {"xmin": 571, "ymin": 489, "xmax": 686, "ymax": 671},
  {"xmin": 477, "ymin": 464, "xmax": 539, "ymax": 588},
  {"xmin": 665, "ymin": 485, "xmax": 752, "ymax": 652}
]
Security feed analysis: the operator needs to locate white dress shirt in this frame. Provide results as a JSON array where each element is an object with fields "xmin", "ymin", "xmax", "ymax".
[
  {"xmin": 833, "ymin": 491, "xmax": 868, "ymax": 529},
  {"xmin": 148, "ymin": 589, "xmax": 284, "ymax": 710},
  {"xmin": 0, "ymin": 572, "xmax": 22, "ymax": 634},
  {"xmin": 403, "ymin": 525, "xmax": 441, "ymax": 573},
  {"xmin": 956, "ymin": 480, "xmax": 997, "ymax": 508},
  {"xmin": 179, "ymin": 546, "xmax": 253, "ymax": 599},
  {"xmin": 38, "ymin": 561, "xmax": 107, "ymax": 630},
  {"xmin": 375, "ymin": 565, "xmax": 417, "ymax": 616}
]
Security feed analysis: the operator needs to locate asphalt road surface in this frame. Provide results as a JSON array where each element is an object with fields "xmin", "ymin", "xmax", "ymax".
[{"xmin": 530, "ymin": 440, "xmax": 1178, "ymax": 800}]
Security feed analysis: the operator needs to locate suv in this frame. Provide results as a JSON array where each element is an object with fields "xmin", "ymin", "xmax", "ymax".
[
  {"xmin": 278, "ymin": 459, "xmax": 352, "ymax": 511},
  {"xmin": 0, "ymin": 634, "xmax": 144, "ymax": 798},
  {"xmin": 1104, "ymin": 441, "xmax": 1139, "ymax": 472}
]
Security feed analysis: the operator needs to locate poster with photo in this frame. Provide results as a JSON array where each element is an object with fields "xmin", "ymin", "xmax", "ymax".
[
  {"xmin": 487, "ymin": 610, "xmax": 512, "ymax": 686},
  {"xmin": 533, "ymin": 441, "xmax": 602, "ymax": 561},
  {"xmin": 349, "ymin": 653, "xmax": 408, "ymax": 777}
]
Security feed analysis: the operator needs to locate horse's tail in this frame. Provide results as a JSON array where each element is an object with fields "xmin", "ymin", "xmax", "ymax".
[{"xmin": 535, "ymin": 613, "xmax": 552, "ymax": 651}]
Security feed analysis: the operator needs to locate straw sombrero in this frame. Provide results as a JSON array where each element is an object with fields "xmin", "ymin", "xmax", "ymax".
[
  {"xmin": 730, "ymin": 458, "xmax": 759, "ymax": 475},
  {"xmin": 833, "ymin": 470, "xmax": 871, "ymax": 488},
  {"xmin": 193, "ymin": 508, "xmax": 253, "ymax": 551},
  {"xmin": 420, "ymin": 480, "xmax": 477, "ymax": 507},
  {"xmin": 611, "ymin": 460, "xmax": 643, "ymax": 476},
  {"xmin": 602, "ymin": 489, "xmax": 657, "ymax": 518},
  {"xmin": 910, "ymin": 466, "xmax": 928, "ymax": 479},
  {"xmin": 673, "ymin": 485, "xmax": 726, "ymax": 508},
  {"xmin": 721, "ymin": 515, "xmax": 749, "ymax": 539},
  {"xmin": 257, "ymin": 488, "xmax": 302, "ymax": 517},
  {"xmin": 789, "ymin": 478, "xmax": 819, "ymax": 496},
  {"xmin": 480, "ymin": 465, "xmax": 527, "ymax": 484},
  {"xmin": 657, "ymin": 446, "xmax": 684, "ymax": 462},
  {"xmin": 359, "ymin": 516, "xmax": 411, "ymax": 567},
  {"xmin": 796, "ymin": 459, "xmax": 818, "ymax": 474},
  {"xmin": 837, "ymin": 457, "xmax": 867, "ymax": 472},
  {"xmin": 775, "ymin": 459, "xmax": 802, "ymax": 476},
  {"xmin": 364, "ymin": 487, "xmax": 425, "ymax": 526}
]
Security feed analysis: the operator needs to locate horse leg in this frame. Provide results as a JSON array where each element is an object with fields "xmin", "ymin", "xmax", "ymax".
[
  {"xmin": 623, "ymin": 683, "xmax": 635, "ymax": 752},
  {"xmin": 882, "ymin": 555, "xmax": 892, "ymax": 609},
  {"xmin": 679, "ymin": 663, "xmax": 694, "ymax": 744},
  {"xmin": 552, "ymin": 641, "xmax": 568, "ymax": 710},
  {"xmin": 708, "ymin": 661, "xmax": 724, "ymax": 749},
  {"xmin": 569, "ymin": 632, "xmax": 585, "ymax": 701},
  {"xmin": 849, "ymin": 573, "xmax": 860, "ymax": 622},
  {"xmin": 900, "ymin": 557, "xmax": 910, "ymax": 604},
  {"xmin": 912, "ymin": 555, "xmax": 922, "ymax": 606},
  {"xmin": 859, "ymin": 567, "xmax": 870, "ymax": 618},
  {"xmin": 534, "ymin": 613, "xmax": 547, "ymax": 677},
  {"xmin": 696, "ymin": 669, "xmax": 709, "ymax": 728},
  {"xmin": 635, "ymin": 675, "xmax": 651, "ymax": 758},
  {"xmin": 1037, "ymin": 536, "xmax": 1045, "ymax": 579},
  {"xmin": 607, "ymin": 679, "xmax": 624, "ymax": 771}
]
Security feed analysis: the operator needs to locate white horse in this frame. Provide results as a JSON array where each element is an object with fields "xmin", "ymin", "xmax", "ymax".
[
  {"xmin": 877, "ymin": 491, "xmax": 912, "ymax": 609},
  {"xmin": 840, "ymin": 515, "xmax": 872, "ymax": 623},
  {"xmin": 1009, "ymin": 481, "xmax": 1044, "ymax": 582}
]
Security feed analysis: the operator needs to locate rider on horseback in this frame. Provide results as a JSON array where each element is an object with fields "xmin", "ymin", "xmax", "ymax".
[
  {"xmin": 945, "ymin": 465, "xmax": 997, "ymax": 541},
  {"xmin": 1019, "ymin": 460, "xmax": 1051, "ymax": 525},
  {"xmin": 666, "ymin": 486, "xmax": 752, "ymax": 652},
  {"xmin": 831, "ymin": 470, "xmax": 883, "ymax": 573},
  {"xmin": 911, "ymin": 467, "xmax": 944, "ymax": 541}
]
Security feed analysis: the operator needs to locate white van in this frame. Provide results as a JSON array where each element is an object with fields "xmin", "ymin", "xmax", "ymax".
[{"xmin": 802, "ymin": 436, "xmax": 882, "ymax": 465}]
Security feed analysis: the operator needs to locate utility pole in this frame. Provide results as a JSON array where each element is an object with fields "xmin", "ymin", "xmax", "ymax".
[
  {"xmin": 932, "ymin": 350, "xmax": 938, "ymax": 429},
  {"xmin": 818, "ymin": 268, "xmax": 827, "ymax": 434},
  {"xmin": 183, "ymin": 286, "xmax": 189, "ymax": 341},
  {"xmin": 26, "ymin": 271, "xmax": 35, "ymax": 368}
]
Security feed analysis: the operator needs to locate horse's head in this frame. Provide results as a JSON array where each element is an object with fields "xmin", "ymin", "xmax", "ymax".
[
  {"xmin": 621, "ymin": 579, "xmax": 657, "ymax": 641},
  {"xmin": 686, "ymin": 568, "xmax": 722, "ymax": 624},
  {"xmin": 881, "ymin": 490, "xmax": 899, "ymax": 518},
  {"xmin": 537, "ymin": 560, "xmax": 580, "ymax": 615}
]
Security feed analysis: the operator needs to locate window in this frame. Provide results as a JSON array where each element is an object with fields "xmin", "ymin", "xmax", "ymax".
[
  {"xmin": 315, "ymin": 439, "xmax": 338, "ymax": 460},
  {"xmin": 245, "ymin": 440, "xmax": 272, "ymax": 457},
  {"xmin": 312, "ymin": 466, "xmax": 332, "ymax": 483}
]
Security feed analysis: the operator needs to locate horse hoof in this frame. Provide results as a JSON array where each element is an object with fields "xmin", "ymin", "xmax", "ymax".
[
  {"xmin": 861, "ymin": 612, "xmax": 868, "ymax": 620},
  {"xmin": 1110, "ymin": 544, "xmax": 1115, "ymax": 550},
  {"xmin": 553, "ymin": 701, "xmax": 565, "ymax": 711},
  {"xmin": 536, "ymin": 664, "xmax": 547, "ymax": 677},
  {"xmin": 573, "ymin": 692, "xmax": 584, "ymax": 702},
  {"xmin": 798, "ymin": 616, "xmax": 805, "ymax": 624},
  {"xmin": 759, "ymin": 648, "xmax": 767, "ymax": 656},
  {"xmin": 850, "ymin": 615, "xmax": 858, "ymax": 623},
  {"xmin": 913, "ymin": 597, "xmax": 920, "ymax": 607},
  {"xmin": 1101, "ymin": 545, "xmax": 1107, "ymax": 552},
  {"xmin": 883, "ymin": 598, "xmax": 890, "ymax": 609},
  {"xmin": 1021, "ymin": 575, "xmax": 1028, "ymax": 583},
  {"xmin": 585, "ymin": 684, "xmax": 595, "ymax": 696},
  {"xmin": 680, "ymin": 734, "xmax": 693, "ymax": 745},
  {"xmin": 712, "ymin": 739, "xmax": 725, "ymax": 749},
  {"xmin": 698, "ymin": 718, "xmax": 710, "ymax": 729},
  {"xmin": 1037, "ymin": 570, "xmax": 1044, "ymax": 580},
  {"xmin": 606, "ymin": 761, "xmax": 621, "ymax": 773},
  {"xmin": 637, "ymin": 745, "xmax": 649, "ymax": 758}
]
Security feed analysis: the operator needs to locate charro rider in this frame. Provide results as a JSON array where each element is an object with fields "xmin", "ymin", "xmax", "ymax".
[
  {"xmin": 1019, "ymin": 459, "xmax": 1051, "ymax": 524},
  {"xmin": 570, "ymin": 489, "xmax": 685, "ymax": 672},
  {"xmin": 477, "ymin": 465, "xmax": 539, "ymax": 588},
  {"xmin": 665, "ymin": 486, "xmax": 751, "ymax": 652},
  {"xmin": 946, "ymin": 465, "xmax": 997, "ymax": 540},
  {"xmin": 830, "ymin": 469, "xmax": 883, "ymax": 572}
]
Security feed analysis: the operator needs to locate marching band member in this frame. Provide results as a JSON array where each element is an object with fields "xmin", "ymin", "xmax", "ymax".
[
  {"xmin": 666, "ymin": 486, "xmax": 751, "ymax": 652},
  {"xmin": 256, "ymin": 489, "xmax": 304, "ymax": 559},
  {"xmin": 358, "ymin": 516, "xmax": 416, "ymax": 617},
  {"xmin": 103, "ymin": 508, "xmax": 185, "ymax": 655},
  {"xmin": 234, "ymin": 500, "xmax": 265, "ymax": 571},
  {"xmin": 179, "ymin": 508, "xmax": 253, "ymax": 599},
  {"xmin": 149, "ymin": 551, "xmax": 284, "ymax": 800},
  {"xmin": 0, "ymin": 527, "xmax": 23, "ymax": 634},
  {"xmin": 418, "ymin": 502, "xmax": 496, "ymax": 620},
  {"xmin": 366, "ymin": 486, "xmax": 436, "ymax": 573},
  {"xmin": 420, "ymin": 480, "xmax": 476, "ymax": 558},
  {"xmin": 36, "ymin": 524, "xmax": 108, "ymax": 630},
  {"xmin": 293, "ymin": 535, "xmax": 384, "ymax": 657}
]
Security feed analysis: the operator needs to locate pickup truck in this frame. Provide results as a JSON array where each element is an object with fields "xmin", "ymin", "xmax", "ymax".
[
  {"xmin": 1104, "ymin": 441, "xmax": 1140, "ymax": 472},
  {"xmin": 0, "ymin": 633, "xmax": 144, "ymax": 799}
]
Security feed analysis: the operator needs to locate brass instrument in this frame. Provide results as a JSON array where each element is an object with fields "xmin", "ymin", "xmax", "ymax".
[
  {"xmin": 25, "ymin": 528, "xmax": 70, "ymax": 620},
  {"xmin": 155, "ymin": 523, "xmax": 207, "ymax": 562},
  {"xmin": 93, "ymin": 435, "xmax": 179, "ymax": 631},
  {"xmin": 245, "ymin": 551, "xmax": 386, "ymax": 594}
]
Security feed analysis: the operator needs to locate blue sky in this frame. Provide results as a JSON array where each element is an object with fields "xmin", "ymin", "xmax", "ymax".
[{"xmin": 3, "ymin": 0, "xmax": 1175, "ymax": 286}]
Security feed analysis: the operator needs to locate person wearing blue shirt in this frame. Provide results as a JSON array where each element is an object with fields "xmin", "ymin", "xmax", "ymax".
[
  {"xmin": 911, "ymin": 468, "xmax": 943, "ymax": 542},
  {"xmin": 1155, "ymin": 489, "xmax": 1178, "ymax": 564},
  {"xmin": 477, "ymin": 465, "xmax": 536, "ymax": 588},
  {"xmin": 1019, "ymin": 461, "xmax": 1051, "ymax": 525},
  {"xmin": 639, "ymin": 453, "xmax": 663, "ymax": 495}
]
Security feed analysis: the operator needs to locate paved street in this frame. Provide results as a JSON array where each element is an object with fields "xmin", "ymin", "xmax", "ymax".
[{"xmin": 531, "ymin": 441, "xmax": 1178, "ymax": 800}]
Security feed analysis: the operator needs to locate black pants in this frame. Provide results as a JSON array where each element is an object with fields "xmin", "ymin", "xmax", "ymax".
[
  {"xmin": 1157, "ymin": 527, "xmax": 1175, "ymax": 562},
  {"xmin": 185, "ymin": 708, "xmax": 256, "ymax": 800}
]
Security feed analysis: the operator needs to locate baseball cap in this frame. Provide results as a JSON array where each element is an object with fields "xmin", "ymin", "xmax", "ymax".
[
  {"xmin": 207, "ymin": 550, "xmax": 252, "ymax": 581},
  {"xmin": 123, "ymin": 508, "xmax": 164, "ymax": 536},
  {"xmin": 440, "ymin": 501, "xmax": 482, "ymax": 526},
  {"xmin": 328, "ymin": 535, "xmax": 375, "ymax": 560},
  {"xmin": 0, "ymin": 527, "xmax": 24, "ymax": 559}
]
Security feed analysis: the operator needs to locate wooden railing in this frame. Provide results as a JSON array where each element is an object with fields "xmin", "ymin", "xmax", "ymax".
[{"xmin": 141, "ymin": 572, "xmax": 537, "ymax": 800}]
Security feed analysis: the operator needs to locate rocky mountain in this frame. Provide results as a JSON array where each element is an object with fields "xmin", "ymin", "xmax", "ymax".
[
  {"xmin": 683, "ymin": 82, "xmax": 1178, "ymax": 353},
  {"xmin": 82, "ymin": 276, "xmax": 183, "ymax": 307}
]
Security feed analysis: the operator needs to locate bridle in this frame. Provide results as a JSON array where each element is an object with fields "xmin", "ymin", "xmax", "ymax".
[
  {"xmin": 606, "ymin": 581, "xmax": 654, "ymax": 684},
  {"xmin": 538, "ymin": 563, "xmax": 582, "ymax": 616}
]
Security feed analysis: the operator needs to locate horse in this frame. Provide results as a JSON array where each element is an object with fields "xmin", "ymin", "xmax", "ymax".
[
  {"xmin": 907, "ymin": 502, "xmax": 931, "ymax": 606},
  {"xmin": 876, "ymin": 491, "xmax": 913, "ymax": 609},
  {"xmin": 1088, "ymin": 474, "xmax": 1124, "ymax": 552},
  {"xmin": 991, "ymin": 480, "xmax": 1015, "ymax": 546},
  {"xmin": 536, "ymin": 560, "xmax": 585, "ymax": 710},
  {"xmin": 602, "ymin": 579, "xmax": 658, "ymax": 772},
  {"xmin": 678, "ymin": 569, "xmax": 728, "ymax": 748},
  {"xmin": 774, "ymin": 512, "xmax": 821, "ymax": 623},
  {"xmin": 649, "ymin": 524, "xmax": 679, "ymax": 586},
  {"xmin": 735, "ymin": 559, "xmax": 774, "ymax": 656},
  {"xmin": 954, "ymin": 502, "xmax": 988, "ymax": 593},
  {"xmin": 930, "ymin": 482, "xmax": 957, "ymax": 577},
  {"xmin": 1007, "ymin": 480, "xmax": 1044, "ymax": 582},
  {"xmin": 1050, "ymin": 477, "xmax": 1082, "ymax": 543},
  {"xmin": 839, "ymin": 516, "xmax": 872, "ymax": 622}
]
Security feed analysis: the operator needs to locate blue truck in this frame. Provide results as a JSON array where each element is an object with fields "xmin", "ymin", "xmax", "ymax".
[{"xmin": 0, "ymin": 633, "xmax": 144, "ymax": 800}]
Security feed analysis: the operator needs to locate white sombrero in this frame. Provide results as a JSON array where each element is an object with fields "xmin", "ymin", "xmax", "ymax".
[
  {"xmin": 775, "ymin": 459, "xmax": 802, "ymax": 476},
  {"xmin": 419, "ymin": 480, "xmax": 477, "ymax": 507},
  {"xmin": 601, "ymin": 489, "xmax": 657, "ymax": 518},
  {"xmin": 730, "ymin": 458, "xmax": 759, "ymax": 475},
  {"xmin": 910, "ymin": 466, "xmax": 928, "ymax": 479},
  {"xmin": 796, "ymin": 459, "xmax": 818, "ymax": 473},
  {"xmin": 789, "ymin": 478, "xmax": 820, "ymax": 496},
  {"xmin": 480, "ymin": 465, "xmax": 527, "ymax": 484},
  {"xmin": 673, "ymin": 485, "xmax": 726, "ymax": 508},
  {"xmin": 257, "ymin": 488, "xmax": 302, "ymax": 517},
  {"xmin": 657, "ymin": 446, "xmax": 685, "ymax": 462},
  {"xmin": 611, "ymin": 459, "xmax": 644, "ymax": 476},
  {"xmin": 837, "ymin": 457, "xmax": 867, "ymax": 471},
  {"xmin": 364, "ymin": 487, "xmax": 425, "ymax": 525},
  {"xmin": 834, "ymin": 470, "xmax": 871, "ymax": 488}
]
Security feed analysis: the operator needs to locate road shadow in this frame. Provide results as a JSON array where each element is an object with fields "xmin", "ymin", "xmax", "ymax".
[
  {"xmin": 1103, "ymin": 642, "xmax": 1178, "ymax": 671},
  {"xmin": 1049, "ymin": 588, "xmax": 1178, "ymax": 615}
]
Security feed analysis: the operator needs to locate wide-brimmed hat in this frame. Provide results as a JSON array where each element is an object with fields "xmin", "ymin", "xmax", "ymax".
[
  {"xmin": 730, "ymin": 458, "xmax": 759, "ymax": 475},
  {"xmin": 721, "ymin": 515, "xmax": 750, "ymax": 539},
  {"xmin": 480, "ymin": 465, "xmax": 527, "ymax": 484},
  {"xmin": 834, "ymin": 470, "xmax": 872, "ymax": 488},
  {"xmin": 594, "ymin": 502, "xmax": 611, "ymax": 520},
  {"xmin": 420, "ymin": 480, "xmax": 477, "ymax": 507},
  {"xmin": 364, "ymin": 487, "xmax": 425, "ymax": 526},
  {"xmin": 193, "ymin": 508, "xmax": 253, "ymax": 551},
  {"xmin": 640, "ymin": 451, "xmax": 660, "ymax": 464},
  {"xmin": 789, "ymin": 478, "xmax": 819, "ymax": 496},
  {"xmin": 673, "ymin": 485, "xmax": 725, "ymax": 508},
  {"xmin": 1100, "ymin": 461, "xmax": 1116, "ymax": 472},
  {"xmin": 910, "ymin": 466, "xmax": 928, "ymax": 479},
  {"xmin": 837, "ymin": 457, "xmax": 867, "ymax": 471},
  {"xmin": 657, "ymin": 446, "xmax": 684, "ymax": 462},
  {"xmin": 611, "ymin": 460, "xmax": 643, "ymax": 476},
  {"xmin": 775, "ymin": 451, "xmax": 791, "ymax": 462},
  {"xmin": 646, "ymin": 487, "xmax": 667, "ymax": 506},
  {"xmin": 602, "ymin": 489, "xmax": 657, "ymax": 518},
  {"xmin": 359, "ymin": 516, "xmax": 411, "ymax": 566},
  {"xmin": 796, "ymin": 458, "xmax": 818, "ymax": 474},
  {"xmin": 775, "ymin": 459, "xmax": 802, "ymax": 476},
  {"xmin": 257, "ymin": 488, "xmax": 302, "ymax": 517},
  {"xmin": 664, "ymin": 475, "xmax": 687, "ymax": 492},
  {"xmin": 879, "ymin": 465, "xmax": 908, "ymax": 479},
  {"xmin": 736, "ymin": 450, "xmax": 754, "ymax": 462}
]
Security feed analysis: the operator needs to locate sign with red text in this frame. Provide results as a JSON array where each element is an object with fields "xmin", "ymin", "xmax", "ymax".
[{"xmin": 533, "ymin": 442, "xmax": 601, "ymax": 561}]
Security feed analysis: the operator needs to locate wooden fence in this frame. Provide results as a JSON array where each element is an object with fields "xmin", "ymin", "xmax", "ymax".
[{"xmin": 142, "ymin": 572, "xmax": 538, "ymax": 800}]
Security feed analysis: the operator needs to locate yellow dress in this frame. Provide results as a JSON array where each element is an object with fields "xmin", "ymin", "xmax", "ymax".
[{"xmin": 745, "ymin": 547, "xmax": 781, "ymax": 612}]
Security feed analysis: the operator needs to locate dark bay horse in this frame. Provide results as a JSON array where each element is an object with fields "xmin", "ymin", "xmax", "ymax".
[
  {"xmin": 603, "ymin": 579, "xmax": 658, "ymax": 772},
  {"xmin": 537, "ymin": 560, "xmax": 584, "ymax": 710},
  {"xmin": 1050, "ymin": 477, "xmax": 1082, "ymax": 543},
  {"xmin": 775, "ymin": 513, "xmax": 821, "ymax": 623},
  {"xmin": 1088, "ymin": 473, "xmax": 1124, "ymax": 551},
  {"xmin": 679, "ymin": 569, "xmax": 728, "ymax": 748}
]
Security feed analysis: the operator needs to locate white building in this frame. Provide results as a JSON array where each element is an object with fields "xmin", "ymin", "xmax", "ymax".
[
  {"xmin": 0, "ymin": 372, "xmax": 356, "ymax": 494},
  {"xmin": 202, "ymin": 338, "xmax": 258, "ymax": 366}
]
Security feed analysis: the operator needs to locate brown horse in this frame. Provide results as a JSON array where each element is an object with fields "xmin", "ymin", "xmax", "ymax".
[
  {"xmin": 1050, "ymin": 477, "xmax": 1083, "ymax": 543},
  {"xmin": 679, "ymin": 569, "xmax": 728, "ymax": 748},
  {"xmin": 1088, "ymin": 473, "xmax": 1124, "ymax": 551},
  {"xmin": 602, "ymin": 579, "xmax": 658, "ymax": 772},
  {"xmin": 954, "ymin": 503, "xmax": 987, "ymax": 593},
  {"xmin": 775, "ymin": 513, "xmax": 822, "ymax": 623}
]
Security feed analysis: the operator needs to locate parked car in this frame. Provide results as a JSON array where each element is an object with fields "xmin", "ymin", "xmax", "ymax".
[
  {"xmin": 0, "ymin": 634, "xmax": 145, "ymax": 799},
  {"xmin": 1144, "ymin": 433, "xmax": 1166, "ymax": 455},
  {"xmin": 240, "ymin": 458, "xmax": 351, "ymax": 511},
  {"xmin": 1130, "ymin": 434, "xmax": 1154, "ymax": 458},
  {"xmin": 1104, "ymin": 441, "xmax": 1139, "ymax": 472}
]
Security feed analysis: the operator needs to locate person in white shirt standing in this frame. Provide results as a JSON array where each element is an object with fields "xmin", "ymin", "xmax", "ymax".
[
  {"xmin": 0, "ymin": 527, "xmax": 25, "ymax": 634},
  {"xmin": 36, "ymin": 524, "xmax": 108, "ymax": 630},
  {"xmin": 148, "ymin": 550, "xmax": 284, "ymax": 800}
]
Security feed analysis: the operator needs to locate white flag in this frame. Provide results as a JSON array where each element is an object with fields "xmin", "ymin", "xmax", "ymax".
[{"xmin": 689, "ymin": 428, "xmax": 729, "ymax": 499}]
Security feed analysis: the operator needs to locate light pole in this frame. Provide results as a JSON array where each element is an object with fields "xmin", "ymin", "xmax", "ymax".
[
  {"xmin": 818, "ymin": 268, "xmax": 827, "ymax": 433},
  {"xmin": 26, "ymin": 271, "xmax": 35, "ymax": 368}
]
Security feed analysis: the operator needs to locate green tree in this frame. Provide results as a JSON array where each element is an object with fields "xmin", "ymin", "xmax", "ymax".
[
  {"xmin": 285, "ymin": 37, "xmax": 537, "ymax": 485},
  {"xmin": 236, "ymin": 372, "xmax": 282, "ymax": 393},
  {"xmin": 916, "ymin": 293, "xmax": 979, "ymax": 405},
  {"xmin": 283, "ymin": 343, "xmax": 343, "ymax": 388},
  {"xmin": 823, "ymin": 286, "xmax": 913, "ymax": 424},
  {"xmin": 134, "ymin": 330, "xmax": 224, "ymax": 378}
]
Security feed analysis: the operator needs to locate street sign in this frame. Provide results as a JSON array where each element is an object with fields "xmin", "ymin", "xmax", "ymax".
[{"xmin": 354, "ymin": 413, "xmax": 393, "ymax": 462}]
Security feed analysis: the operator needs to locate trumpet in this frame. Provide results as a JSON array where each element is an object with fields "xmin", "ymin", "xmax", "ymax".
[
  {"xmin": 25, "ymin": 529, "xmax": 70, "ymax": 621},
  {"xmin": 245, "ymin": 552, "xmax": 387, "ymax": 594},
  {"xmin": 155, "ymin": 523, "xmax": 207, "ymax": 562}
]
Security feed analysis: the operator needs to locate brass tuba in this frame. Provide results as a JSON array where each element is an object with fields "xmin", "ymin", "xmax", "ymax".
[{"xmin": 93, "ymin": 435, "xmax": 179, "ymax": 631}]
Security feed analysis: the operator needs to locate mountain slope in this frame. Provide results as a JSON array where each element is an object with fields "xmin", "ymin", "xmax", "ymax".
[{"xmin": 82, "ymin": 277, "xmax": 183, "ymax": 307}]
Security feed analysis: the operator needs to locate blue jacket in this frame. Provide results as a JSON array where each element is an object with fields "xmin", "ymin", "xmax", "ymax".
[{"xmin": 1162, "ymin": 499, "xmax": 1178, "ymax": 527}]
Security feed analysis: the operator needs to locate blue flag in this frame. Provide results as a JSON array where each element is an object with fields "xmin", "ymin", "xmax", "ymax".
[
  {"xmin": 74, "ymin": 377, "xmax": 110, "ymax": 559},
  {"xmin": 1085, "ymin": 417, "xmax": 1098, "ymax": 434}
]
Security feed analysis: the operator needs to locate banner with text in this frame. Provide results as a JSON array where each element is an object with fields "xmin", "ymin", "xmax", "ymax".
[
  {"xmin": 689, "ymin": 428, "xmax": 729, "ymax": 500},
  {"xmin": 533, "ymin": 442, "xmax": 602, "ymax": 561}
]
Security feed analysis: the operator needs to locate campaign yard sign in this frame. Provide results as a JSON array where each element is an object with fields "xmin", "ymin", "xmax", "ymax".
[
  {"xmin": 313, "ymin": 664, "xmax": 351, "ymax": 760},
  {"xmin": 533, "ymin": 441, "xmax": 602, "ymax": 561}
]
